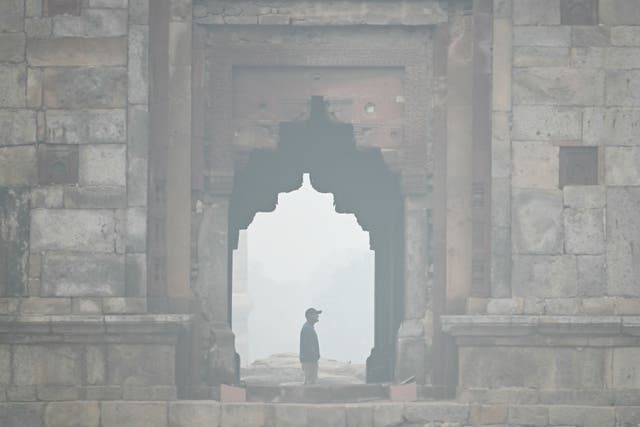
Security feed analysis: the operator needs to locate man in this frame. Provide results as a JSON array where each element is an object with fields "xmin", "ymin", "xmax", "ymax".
[{"xmin": 299, "ymin": 307, "xmax": 321, "ymax": 385}]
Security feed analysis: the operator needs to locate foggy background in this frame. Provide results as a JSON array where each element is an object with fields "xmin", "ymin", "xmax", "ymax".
[{"xmin": 233, "ymin": 174, "xmax": 374, "ymax": 365}]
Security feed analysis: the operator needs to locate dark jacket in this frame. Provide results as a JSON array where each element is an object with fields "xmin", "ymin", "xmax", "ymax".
[{"xmin": 299, "ymin": 322, "xmax": 320, "ymax": 362}]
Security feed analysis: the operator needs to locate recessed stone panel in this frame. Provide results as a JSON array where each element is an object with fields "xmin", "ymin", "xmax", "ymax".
[
  {"xmin": 41, "ymin": 252, "xmax": 125, "ymax": 297},
  {"xmin": 0, "ymin": 188, "xmax": 30, "ymax": 297},
  {"xmin": 37, "ymin": 144, "xmax": 79, "ymax": 185},
  {"xmin": 45, "ymin": 0, "xmax": 81, "ymax": 16},
  {"xmin": 559, "ymin": 146, "xmax": 598, "ymax": 188},
  {"xmin": 560, "ymin": 0, "xmax": 598, "ymax": 25},
  {"xmin": 106, "ymin": 345, "xmax": 174, "ymax": 386},
  {"xmin": 512, "ymin": 189, "xmax": 564, "ymax": 254},
  {"xmin": 14, "ymin": 345, "xmax": 82, "ymax": 386},
  {"xmin": 513, "ymin": 0, "xmax": 561, "ymax": 25}
]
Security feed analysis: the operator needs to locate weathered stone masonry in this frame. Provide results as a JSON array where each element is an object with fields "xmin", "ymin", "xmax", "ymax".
[{"xmin": 2, "ymin": 0, "xmax": 640, "ymax": 426}]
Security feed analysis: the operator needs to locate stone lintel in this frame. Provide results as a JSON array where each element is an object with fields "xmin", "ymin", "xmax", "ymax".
[
  {"xmin": 441, "ymin": 315, "xmax": 628, "ymax": 338},
  {"xmin": 0, "ymin": 314, "xmax": 192, "ymax": 342}
]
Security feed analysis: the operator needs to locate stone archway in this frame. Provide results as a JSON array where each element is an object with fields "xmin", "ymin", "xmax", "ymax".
[{"xmin": 229, "ymin": 97, "xmax": 405, "ymax": 383}]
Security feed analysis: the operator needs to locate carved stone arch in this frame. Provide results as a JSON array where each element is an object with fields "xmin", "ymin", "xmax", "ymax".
[{"xmin": 228, "ymin": 97, "xmax": 405, "ymax": 382}]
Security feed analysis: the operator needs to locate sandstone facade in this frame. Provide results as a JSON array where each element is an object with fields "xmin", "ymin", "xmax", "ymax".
[{"xmin": 1, "ymin": 0, "xmax": 640, "ymax": 425}]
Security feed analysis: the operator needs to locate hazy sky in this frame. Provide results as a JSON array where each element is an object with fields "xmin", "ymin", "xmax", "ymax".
[{"xmin": 233, "ymin": 174, "xmax": 374, "ymax": 364}]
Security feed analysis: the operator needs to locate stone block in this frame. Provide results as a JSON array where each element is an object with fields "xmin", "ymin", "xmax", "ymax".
[
  {"xmin": 513, "ymin": 46, "xmax": 569, "ymax": 67},
  {"xmin": 617, "ymin": 406, "xmax": 640, "ymax": 425},
  {"xmin": 544, "ymin": 297, "xmax": 580, "ymax": 314},
  {"xmin": 549, "ymin": 405, "xmax": 615, "ymax": 427},
  {"xmin": 129, "ymin": 0, "xmax": 149, "ymax": 24},
  {"xmin": 0, "ymin": 188, "xmax": 30, "ymax": 296},
  {"xmin": 584, "ymin": 107, "xmax": 640, "ymax": 146},
  {"xmin": 0, "ymin": 33, "xmax": 26, "ymax": 63},
  {"xmin": 605, "ymin": 47, "xmax": 640, "ymax": 69},
  {"xmin": 345, "ymin": 405, "xmax": 373, "ymax": 427},
  {"xmin": 0, "ymin": 298, "xmax": 20, "ymax": 314},
  {"xmin": 46, "ymin": 0, "xmax": 81, "ymax": 16},
  {"xmin": 90, "ymin": 0, "xmax": 128, "ymax": 7},
  {"xmin": 102, "ymin": 402, "xmax": 168, "ymax": 427},
  {"xmin": 570, "ymin": 46, "xmax": 605, "ymax": 68},
  {"xmin": 169, "ymin": 401, "xmax": 221, "ymax": 427},
  {"xmin": 512, "ymin": 255, "xmax": 577, "ymax": 297},
  {"xmin": 52, "ymin": 9, "xmax": 127, "ymax": 37},
  {"xmin": 43, "ymin": 67, "xmax": 127, "ymax": 109},
  {"xmin": 513, "ymin": 26, "xmax": 570, "ymax": 47},
  {"xmin": 129, "ymin": 25, "xmax": 149, "ymax": 105},
  {"xmin": 14, "ymin": 345, "xmax": 82, "ymax": 386},
  {"xmin": 20, "ymin": 297, "xmax": 71, "ymax": 314},
  {"xmin": 373, "ymin": 403, "xmax": 405, "ymax": 427},
  {"xmin": 37, "ymin": 145, "xmax": 78, "ymax": 185},
  {"xmin": 0, "ymin": 65, "xmax": 26, "ymax": 108},
  {"xmin": 41, "ymin": 252, "xmax": 125, "ymax": 297},
  {"xmin": 513, "ymin": 68, "xmax": 604, "ymax": 105},
  {"xmin": 607, "ymin": 187, "xmax": 640, "ymax": 296},
  {"xmin": 508, "ymin": 405, "xmax": 548, "ymax": 425},
  {"xmin": 0, "ymin": 0, "xmax": 25, "ymax": 32},
  {"xmin": 577, "ymin": 255, "xmax": 607, "ymax": 296},
  {"xmin": 564, "ymin": 208, "xmax": 605, "ymax": 254},
  {"xmin": 85, "ymin": 346, "xmax": 106, "ymax": 385},
  {"xmin": 612, "ymin": 26, "xmax": 640, "ymax": 46},
  {"xmin": 513, "ymin": 0, "xmax": 560, "ymax": 25},
  {"xmin": 125, "ymin": 253, "xmax": 146, "ymax": 297},
  {"xmin": 125, "ymin": 207, "xmax": 146, "ymax": 253},
  {"xmin": 0, "ymin": 345, "xmax": 10, "ymax": 385},
  {"xmin": 102, "ymin": 297, "xmax": 146, "ymax": 313},
  {"xmin": 27, "ymin": 38, "xmax": 127, "ymax": 67},
  {"xmin": 404, "ymin": 403, "xmax": 469, "ymax": 423},
  {"xmin": 0, "ymin": 110, "xmax": 37, "ymax": 146},
  {"xmin": 107, "ymin": 344, "xmax": 173, "ymax": 385},
  {"xmin": 600, "ymin": 0, "xmax": 640, "ymax": 25},
  {"xmin": 563, "ymin": 185, "xmax": 605, "ymax": 209},
  {"xmin": 38, "ymin": 385, "xmax": 82, "ymax": 401},
  {"xmin": 83, "ymin": 385, "xmax": 121, "ymax": 400},
  {"xmin": 606, "ymin": 147, "xmax": 640, "ymax": 185},
  {"xmin": 127, "ymin": 105, "xmax": 148, "ymax": 206},
  {"xmin": 79, "ymin": 144, "xmax": 126, "ymax": 186},
  {"xmin": 470, "ymin": 404, "xmax": 507, "ymax": 425},
  {"xmin": 30, "ymin": 209, "xmax": 115, "ymax": 252},
  {"xmin": 613, "ymin": 348, "xmax": 640, "ymax": 388},
  {"xmin": 6, "ymin": 385, "xmax": 37, "ymax": 401},
  {"xmin": 46, "ymin": 109, "xmax": 126, "ymax": 144},
  {"xmin": 513, "ymin": 106, "xmax": 581, "ymax": 141},
  {"xmin": 512, "ymin": 189, "xmax": 564, "ymax": 254},
  {"xmin": 45, "ymin": 402, "xmax": 100, "ymax": 427},
  {"xmin": 606, "ymin": 70, "xmax": 640, "ymax": 106},
  {"xmin": 25, "ymin": 17, "xmax": 53, "ymax": 39},
  {"xmin": 269, "ymin": 404, "xmax": 308, "ymax": 427},
  {"xmin": 220, "ymin": 404, "xmax": 267, "ymax": 427},
  {"xmin": 512, "ymin": 142, "xmax": 559, "ymax": 190},
  {"xmin": 616, "ymin": 297, "xmax": 640, "ymax": 315},
  {"xmin": 0, "ymin": 403, "xmax": 44, "ymax": 427},
  {"xmin": 64, "ymin": 186, "xmax": 127, "ymax": 209},
  {"xmin": 582, "ymin": 296, "xmax": 616, "ymax": 314},
  {"xmin": 486, "ymin": 298, "xmax": 524, "ymax": 314},
  {"xmin": 0, "ymin": 146, "xmax": 37, "ymax": 186},
  {"xmin": 25, "ymin": 0, "xmax": 41, "ymax": 17},
  {"xmin": 572, "ymin": 25, "xmax": 610, "ymax": 46},
  {"xmin": 72, "ymin": 298, "xmax": 102, "ymax": 314},
  {"xmin": 308, "ymin": 405, "xmax": 346, "ymax": 427}
]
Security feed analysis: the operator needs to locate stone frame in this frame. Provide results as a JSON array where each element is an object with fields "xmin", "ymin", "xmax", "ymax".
[{"xmin": 190, "ymin": 23, "xmax": 439, "ymax": 386}]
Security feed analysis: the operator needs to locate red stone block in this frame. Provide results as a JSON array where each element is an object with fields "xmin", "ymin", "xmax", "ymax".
[
  {"xmin": 220, "ymin": 384, "xmax": 247, "ymax": 403},
  {"xmin": 389, "ymin": 383, "xmax": 417, "ymax": 402}
]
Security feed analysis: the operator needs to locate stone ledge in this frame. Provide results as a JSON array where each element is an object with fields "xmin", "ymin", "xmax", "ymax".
[
  {"xmin": 0, "ymin": 314, "xmax": 192, "ymax": 342},
  {"xmin": 441, "ymin": 315, "xmax": 638, "ymax": 337}
]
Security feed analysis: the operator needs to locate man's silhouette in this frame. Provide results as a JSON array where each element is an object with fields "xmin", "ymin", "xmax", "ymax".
[{"xmin": 299, "ymin": 307, "xmax": 321, "ymax": 385}]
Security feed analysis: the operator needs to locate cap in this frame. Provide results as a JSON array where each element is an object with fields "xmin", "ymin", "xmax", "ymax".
[{"xmin": 305, "ymin": 308, "xmax": 322, "ymax": 317}]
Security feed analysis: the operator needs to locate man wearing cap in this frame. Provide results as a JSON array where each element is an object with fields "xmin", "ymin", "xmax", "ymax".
[{"xmin": 299, "ymin": 308, "xmax": 322, "ymax": 385}]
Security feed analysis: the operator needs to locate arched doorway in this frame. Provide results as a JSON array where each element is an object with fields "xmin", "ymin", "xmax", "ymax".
[{"xmin": 229, "ymin": 97, "xmax": 405, "ymax": 382}]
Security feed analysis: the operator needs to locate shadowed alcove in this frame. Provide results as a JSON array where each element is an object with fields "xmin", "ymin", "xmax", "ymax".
[{"xmin": 228, "ymin": 97, "xmax": 405, "ymax": 382}]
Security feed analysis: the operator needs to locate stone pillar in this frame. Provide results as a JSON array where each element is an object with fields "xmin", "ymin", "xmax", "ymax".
[
  {"xmin": 196, "ymin": 196, "xmax": 237, "ymax": 386},
  {"xmin": 395, "ymin": 194, "xmax": 431, "ymax": 384}
]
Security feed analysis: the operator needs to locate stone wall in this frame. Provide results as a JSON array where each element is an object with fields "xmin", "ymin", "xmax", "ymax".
[
  {"xmin": 0, "ymin": 0, "xmax": 149, "ymax": 315},
  {"xmin": 1, "ymin": 400, "xmax": 640, "ymax": 426},
  {"xmin": 480, "ymin": 0, "xmax": 640, "ymax": 316}
]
